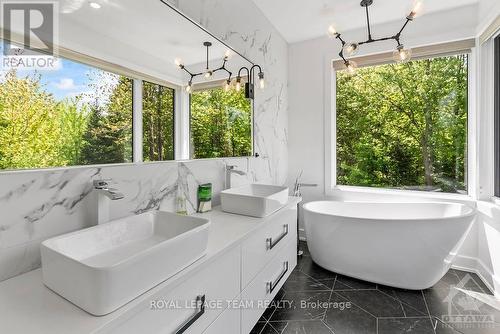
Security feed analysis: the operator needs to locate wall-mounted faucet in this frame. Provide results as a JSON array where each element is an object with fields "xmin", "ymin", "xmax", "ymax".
[
  {"xmin": 93, "ymin": 179, "xmax": 124, "ymax": 224},
  {"xmin": 93, "ymin": 180, "xmax": 125, "ymax": 200},
  {"xmin": 225, "ymin": 165, "xmax": 246, "ymax": 190}
]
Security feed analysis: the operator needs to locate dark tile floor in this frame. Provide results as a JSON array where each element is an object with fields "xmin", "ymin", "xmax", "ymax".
[{"xmin": 250, "ymin": 242, "xmax": 500, "ymax": 334}]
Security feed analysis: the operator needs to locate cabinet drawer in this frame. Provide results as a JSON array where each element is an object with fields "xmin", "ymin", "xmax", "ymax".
[
  {"xmin": 100, "ymin": 247, "xmax": 240, "ymax": 334},
  {"xmin": 203, "ymin": 305, "xmax": 240, "ymax": 334},
  {"xmin": 241, "ymin": 205, "xmax": 297, "ymax": 288},
  {"xmin": 240, "ymin": 240, "xmax": 297, "ymax": 334}
]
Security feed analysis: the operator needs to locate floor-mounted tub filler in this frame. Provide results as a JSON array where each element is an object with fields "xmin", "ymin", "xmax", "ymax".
[{"xmin": 303, "ymin": 201, "xmax": 475, "ymax": 290}]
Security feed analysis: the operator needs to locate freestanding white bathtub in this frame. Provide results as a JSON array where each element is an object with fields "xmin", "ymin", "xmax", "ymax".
[{"xmin": 303, "ymin": 201, "xmax": 475, "ymax": 290}]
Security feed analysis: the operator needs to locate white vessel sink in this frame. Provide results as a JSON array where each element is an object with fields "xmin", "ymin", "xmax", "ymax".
[
  {"xmin": 41, "ymin": 211, "xmax": 210, "ymax": 316},
  {"xmin": 220, "ymin": 184, "xmax": 289, "ymax": 218}
]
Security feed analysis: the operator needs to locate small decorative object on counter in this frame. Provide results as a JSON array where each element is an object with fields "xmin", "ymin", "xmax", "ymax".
[
  {"xmin": 176, "ymin": 194, "xmax": 188, "ymax": 215},
  {"xmin": 197, "ymin": 183, "xmax": 212, "ymax": 213}
]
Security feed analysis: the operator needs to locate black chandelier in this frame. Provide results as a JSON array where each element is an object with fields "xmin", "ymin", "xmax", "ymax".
[
  {"xmin": 175, "ymin": 41, "xmax": 233, "ymax": 93},
  {"xmin": 175, "ymin": 42, "xmax": 265, "ymax": 99},
  {"xmin": 328, "ymin": 0, "xmax": 423, "ymax": 73}
]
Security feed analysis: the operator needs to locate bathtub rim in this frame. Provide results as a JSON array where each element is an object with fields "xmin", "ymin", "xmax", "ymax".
[{"xmin": 302, "ymin": 200, "xmax": 477, "ymax": 222}]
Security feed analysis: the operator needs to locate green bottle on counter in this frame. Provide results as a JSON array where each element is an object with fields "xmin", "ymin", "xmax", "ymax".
[{"xmin": 197, "ymin": 183, "xmax": 212, "ymax": 213}]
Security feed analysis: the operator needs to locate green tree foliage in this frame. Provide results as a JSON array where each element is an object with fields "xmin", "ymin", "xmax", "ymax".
[
  {"xmin": 143, "ymin": 81, "xmax": 175, "ymax": 161},
  {"xmin": 337, "ymin": 55, "xmax": 468, "ymax": 193},
  {"xmin": 190, "ymin": 87, "xmax": 252, "ymax": 158},
  {"xmin": 79, "ymin": 73, "xmax": 133, "ymax": 165},
  {"xmin": 0, "ymin": 69, "xmax": 134, "ymax": 169},
  {"xmin": 0, "ymin": 71, "xmax": 88, "ymax": 168}
]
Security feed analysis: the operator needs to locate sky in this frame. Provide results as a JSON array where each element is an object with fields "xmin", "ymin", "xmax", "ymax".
[{"xmin": 1, "ymin": 42, "xmax": 119, "ymax": 104}]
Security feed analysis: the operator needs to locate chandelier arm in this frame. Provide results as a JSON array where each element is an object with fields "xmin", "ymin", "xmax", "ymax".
[
  {"xmin": 358, "ymin": 35, "xmax": 395, "ymax": 46},
  {"xmin": 395, "ymin": 18, "xmax": 411, "ymax": 40},
  {"xmin": 181, "ymin": 66, "xmax": 202, "ymax": 78},
  {"xmin": 213, "ymin": 67, "xmax": 233, "ymax": 81},
  {"xmin": 365, "ymin": 5, "xmax": 373, "ymax": 41},
  {"xmin": 339, "ymin": 51, "xmax": 348, "ymax": 64},
  {"xmin": 205, "ymin": 44, "xmax": 210, "ymax": 70},
  {"xmin": 336, "ymin": 34, "xmax": 347, "ymax": 46}
]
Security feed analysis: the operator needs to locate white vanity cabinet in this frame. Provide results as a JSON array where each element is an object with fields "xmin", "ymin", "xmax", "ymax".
[
  {"xmin": 240, "ymin": 240, "xmax": 297, "ymax": 334},
  {"xmin": 103, "ymin": 204, "xmax": 297, "ymax": 334},
  {"xmin": 241, "ymin": 205, "xmax": 297, "ymax": 289},
  {"xmin": 99, "ymin": 246, "xmax": 241, "ymax": 334},
  {"xmin": 208, "ymin": 204, "xmax": 298, "ymax": 334}
]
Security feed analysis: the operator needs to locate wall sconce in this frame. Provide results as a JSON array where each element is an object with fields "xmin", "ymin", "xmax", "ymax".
[{"xmin": 236, "ymin": 65, "xmax": 265, "ymax": 99}]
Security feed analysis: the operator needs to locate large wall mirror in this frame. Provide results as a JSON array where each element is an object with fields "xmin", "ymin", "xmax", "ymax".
[{"xmin": 0, "ymin": 0, "xmax": 256, "ymax": 171}]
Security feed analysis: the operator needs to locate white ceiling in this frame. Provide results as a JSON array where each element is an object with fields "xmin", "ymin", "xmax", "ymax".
[
  {"xmin": 53, "ymin": 0, "xmax": 251, "ymax": 85},
  {"xmin": 251, "ymin": 0, "xmax": 480, "ymax": 43}
]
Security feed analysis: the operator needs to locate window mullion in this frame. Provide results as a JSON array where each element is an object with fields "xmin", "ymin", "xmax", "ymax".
[
  {"xmin": 132, "ymin": 79, "xmax": 143, "ymax": 163},
  {"xmin": 175, "ymin": 89, "xmax": 190, "ymax": 160}
]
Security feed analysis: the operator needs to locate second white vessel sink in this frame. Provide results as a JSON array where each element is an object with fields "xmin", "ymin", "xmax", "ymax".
[
  {"xmin": 41, "ymin": 211, "xmax": 210, "ymax": 316},
  {"xmin": 220, "ymin": 184, "xmax": 289, "ymax": 217}
]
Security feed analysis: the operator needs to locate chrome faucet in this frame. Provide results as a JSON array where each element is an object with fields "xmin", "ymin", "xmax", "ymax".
[
  {"xmin": 93, "ymin": 179, "xmax": 124, "ymax": 225},
  {"xmin": 225, "ymin": 165, "xmax": 246, "ymax": 190},
  {"xmin": 293, "ymin": 171, "xmax": 317, "ymax": 197},
  {"xmin": 93, "ymin": 179, "xmax": 124, "ymax": 200}
]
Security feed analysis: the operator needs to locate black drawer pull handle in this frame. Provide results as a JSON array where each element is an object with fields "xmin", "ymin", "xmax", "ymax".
[
  {"xmin": 175, "ymin": 295, "xmax": 205, "ymax": 334},
  {"xmin": 267, "ymin": 261, "xmax": 288, "ymax": 294},
  {"xmin": 266, "ymin": 224, "xmax": 289, "ymax": 250}
]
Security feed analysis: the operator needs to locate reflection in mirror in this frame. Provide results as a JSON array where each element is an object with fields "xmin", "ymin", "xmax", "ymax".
[
  {"xmin": 142, "ymin": 82, "xmax": 175, "ymax": 162},
  {"xmin": 0, "ymin": 0, "xmax": 260, "ymax": 171},
  {"xmin": 190, "ymin": 84, "xmax": 252, "ymax": 159}
]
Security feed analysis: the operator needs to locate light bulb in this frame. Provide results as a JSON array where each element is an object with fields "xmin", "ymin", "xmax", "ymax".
[
  {"xmin": 393, "ymin": 46, "xmax": 412, "ymax": 63},
  {"xmin": 328, "ymin": 25, "xmax": 339, "ymax": 38},
  {"xmin": 408, "ymin": 1, "xmax": 423, "ymax": 19},
  {"xmin": 89, "ymin": 2, "xmax": 101, "ymax": 9},
  {"xmin": 224, "ymin": 49, "xmax": 233, "ymax": 60},
  {"xmin": 235, "ymin": 77, "xmax": 242, "ymax": 92},
  {"xmin": 185, "ymin": 82, "xmax": 192, "ymax": 93},
  {"xmin": 258, "ymin": 72, "xmax": 265, "ymax": 89},
  {"xmin": 223, "ymin": 79, "xmax": 231, "ymax": 92},
  {"xmin": 174, "ymin": 58, "xmax": 183, "ymax": 67},
  {"xmin": 343, "ymin": 43, "xmax": 359, "ymax": 57},
  {"xmin": 345, "ymin": 60, "xmax": 358, "ymax": 75},
  {"xmin": 204, "ymin": 70, "xmax": 213, "ymax": 79}
]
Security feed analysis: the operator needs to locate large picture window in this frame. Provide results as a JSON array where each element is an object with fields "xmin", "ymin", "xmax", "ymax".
[
  {"xmin": 190, "ymin": 85, "xmax": 252, "ymax": 159},
  {"xmin": 0, "ymin": 44, "xmax": 133, "ymax": 169},
  {"xmin": 336, "ymin": 54, "xmax": 468, "ymax": 193},
  {"xmin": 0, "ymin": 39, "xmax": 252, "ymax": 171}
]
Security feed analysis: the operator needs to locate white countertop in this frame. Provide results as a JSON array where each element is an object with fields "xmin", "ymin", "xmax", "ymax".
[{"xmin": 0, "ymin": 198, "xmax": 301, "ymax": 334}]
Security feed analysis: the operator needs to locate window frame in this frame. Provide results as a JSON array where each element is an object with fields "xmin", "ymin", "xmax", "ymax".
[
  {"xmin": 326, "ymin": 46, "xmax": 475, "ymax": 199},
  {"xmin": 495, "ymin": 35, "xmax": 500, "ymax": 197}
]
